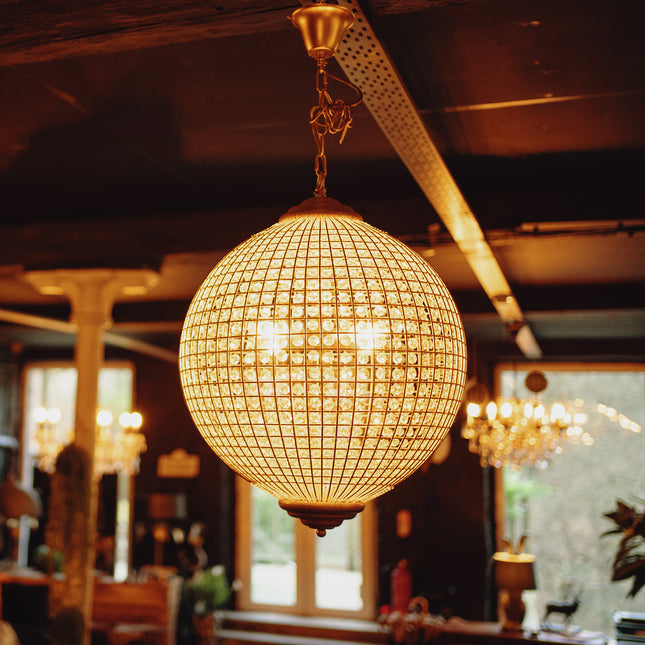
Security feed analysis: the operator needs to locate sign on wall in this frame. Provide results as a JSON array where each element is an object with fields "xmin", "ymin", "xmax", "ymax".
[{"xmin": 157, "ymin": 448, "xmax": 200, "ymax": 479}]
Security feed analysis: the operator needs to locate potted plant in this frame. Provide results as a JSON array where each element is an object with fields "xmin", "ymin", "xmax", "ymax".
[
  {"xmin": 603, "ymin": 499, "xmax": 645, "ymax": 598},
  {"xmin": 185, "ymin": 565, "xmax": 232, "ymax": 644}
]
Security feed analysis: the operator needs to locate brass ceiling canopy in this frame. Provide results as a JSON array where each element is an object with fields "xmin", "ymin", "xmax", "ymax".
[{"xmin": 290, "ymin": 4, "xmax": 355, "ymax": 61}]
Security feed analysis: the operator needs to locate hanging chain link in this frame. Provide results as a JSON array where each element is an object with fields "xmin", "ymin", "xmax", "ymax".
[{"xmin": 309, "ymin": 61, "xmax": 362, "ymax": 197}]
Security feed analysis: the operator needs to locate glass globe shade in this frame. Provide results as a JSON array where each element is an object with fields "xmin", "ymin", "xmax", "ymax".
[{"xmin": 179, "ymin": 196, "xmax": 467, "ymax": 533}]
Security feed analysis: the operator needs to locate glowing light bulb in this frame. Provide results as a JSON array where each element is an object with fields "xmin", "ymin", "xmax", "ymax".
[
  {"xmin": 34, "ymin": 407, "xmax": 48, "ymax": 424},
  {"xmin": 96, "ymin": 410, "xmax": 113, "ymax": 428},
  {"xmin": 551, "ymin": 402, "xmax": 565, "ymax": 421},
  {"xmin": 47, "ymin": 408, "xmax": 62, "ymax": 424},
  {"xmin": 129, "ymin": 412, "xmax": 143, "ymax": 429},
  {"xmin": 467, "ymin": 403, "xmax": 481, "ymax": 418},
  {"xmin": 533, "ymin": 404, "xmax": 545, "ymax": 420}
]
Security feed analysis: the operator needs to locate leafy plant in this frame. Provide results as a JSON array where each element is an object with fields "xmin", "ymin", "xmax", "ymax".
[
  {"xmin": 33, "ymin": 544, "xmax": 64, "ymax": 574},
  {"xmin": 503, "ymin": 468, "xmax": 551, "ymax": 545},
  {"xmin": 185, "ymin": 565, "xmax": 232, "ymax": 616},
  {"xmin": 603, "ymin": 499, "xmax": 645, "ymax": 598}
]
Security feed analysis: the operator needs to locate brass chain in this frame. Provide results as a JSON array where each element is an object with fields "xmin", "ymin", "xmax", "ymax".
[{"xmin": 309, "ymin": 61, "xmax": 362, "ymax": 197}]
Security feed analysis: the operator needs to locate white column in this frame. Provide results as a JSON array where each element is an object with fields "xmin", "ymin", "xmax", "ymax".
[{"xmin": 27, "ymin": 268, "xmax": 158, "ymax": 643}]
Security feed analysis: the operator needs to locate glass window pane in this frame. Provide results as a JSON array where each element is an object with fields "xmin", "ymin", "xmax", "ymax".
[
  {"xmin": 22, "ymin": 363, "xmax": 135, "ymax": 577},
  {"xmin": 97, "ymin": 367, "xmax": 133, "ymax": 414},
  {"xmin": 25, "ymin": 367, "xmax": 77, "ymax": 466},
  {"xmin": 24, "ymin": 364, "xmax": 134, "ymax": 466},
  {"xmin": 315, "ymin": 517, "xmax": 363, "ymax": 611},
  {"xmin": 501, "ymin": 367, "xmax": 645, "ymax": 633},
  {"xmin": 250, "ymin": 486, "xmax": 296, "ymax": 606}
]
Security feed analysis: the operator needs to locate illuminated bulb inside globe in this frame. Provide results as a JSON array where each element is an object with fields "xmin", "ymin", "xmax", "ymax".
[{"xmin": 179, "ymin": 196, "xmax": 467, "ymax": 533}]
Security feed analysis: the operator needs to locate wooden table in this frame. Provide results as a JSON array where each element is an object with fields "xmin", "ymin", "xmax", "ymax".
[
  {"xmin": 438, "ymin": 619, "xmax": 608, "ymax": 645},
  {"xmin": 0, "ymin": 569, "xmax": 180, "ymax": 645}
]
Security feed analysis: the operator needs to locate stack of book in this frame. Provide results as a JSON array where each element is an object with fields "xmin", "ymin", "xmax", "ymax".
[{"xmin": 615, "ymin": 611, "xmax": 645, "ymax": 644}]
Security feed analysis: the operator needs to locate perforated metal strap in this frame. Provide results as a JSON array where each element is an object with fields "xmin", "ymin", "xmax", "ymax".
[{"xmin": 332, "ymin": 0, "xmax": 541, "ymax": 358}]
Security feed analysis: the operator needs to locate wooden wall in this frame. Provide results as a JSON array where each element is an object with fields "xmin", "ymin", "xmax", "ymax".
[
  {"xmin": 3, "ymin": 342, "xmax": 494, "ymax": 620},
  {"xmin": 131, "ymin": 352, "xmax": 237, "ymax": 580},
  {"xmin": 131, "ymin": 351, "xmax": 493, "ymax": 620},
  {"xmin": 375, "ymin": 424, "xmax": 492, "ymax": 620}
]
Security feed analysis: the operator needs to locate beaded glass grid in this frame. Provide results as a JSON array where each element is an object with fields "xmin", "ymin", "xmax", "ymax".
[{"xmin": 179, "ymin": 213, "xmax": 467, "ymax": 505}]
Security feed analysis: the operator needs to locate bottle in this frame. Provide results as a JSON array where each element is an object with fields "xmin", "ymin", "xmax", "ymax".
[{"xmin": 390, "ymin": 559, "xmax": 412, "ymax": 612}]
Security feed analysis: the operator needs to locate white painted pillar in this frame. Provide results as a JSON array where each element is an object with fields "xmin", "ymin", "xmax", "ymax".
[{"xmin": 27, "ymin": 268, "xmax": 158, "ymax": 643}]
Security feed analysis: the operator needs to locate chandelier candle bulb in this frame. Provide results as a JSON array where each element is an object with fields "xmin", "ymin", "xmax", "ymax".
[
  {"xmin": 467, "ymin": 403, "xmax": 480, "ymax": 418},
  {"xmin": 96, "ymin": 410, "xmax": 113, "ymax": 428}
]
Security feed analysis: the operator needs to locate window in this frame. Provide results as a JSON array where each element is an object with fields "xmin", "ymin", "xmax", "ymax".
[
  {"xmin": 496, "ymin": 364, "xmax": 645, "ymax": 633},
  {"xmin": 20, "ymin": 361, "xmax": 136, "ymax": 580},
  {"xmin": 235, "ymin": 478, "xmax": 377, "ymax": 618}
]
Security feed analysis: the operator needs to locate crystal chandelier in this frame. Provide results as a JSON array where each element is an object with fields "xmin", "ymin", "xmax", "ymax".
[
  {"xmin": 32, "ymin": 407, "xmax": 146, "ymax": 477},
  {"xmin": 94, "ymin": 410, "xmax": 147, "ymax": 478},
  {"xmin": 179, "ymin": 4, "xmax": 467, "ymax": 535},
  {"xmin": 33, "ymin": 406, "xmax": 71, "ymax": 473},
  {"xmin": 461, "ymin": 372, "xmax": 590, "ymax": 469}
]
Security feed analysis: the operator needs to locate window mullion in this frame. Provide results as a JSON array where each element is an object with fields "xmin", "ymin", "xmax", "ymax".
[{"xmin": 295, "ymin": 519, "xmax": 316, "ymax": 614}]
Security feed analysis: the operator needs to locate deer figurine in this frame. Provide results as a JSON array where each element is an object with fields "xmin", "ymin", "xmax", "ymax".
[{"xmin": 543, "ymin": 594, "xmax": 581, "ymax": 628}]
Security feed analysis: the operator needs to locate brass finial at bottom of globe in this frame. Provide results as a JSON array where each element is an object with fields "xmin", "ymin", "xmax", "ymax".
[{"xmin": 279, "ymin": 500, "xmax": 365, "ymax": 536}]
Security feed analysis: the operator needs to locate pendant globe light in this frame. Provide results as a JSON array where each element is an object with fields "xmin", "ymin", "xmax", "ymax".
[{"xmin": 179, "ymin": 3, "xmax": 467, "ymax": 535}]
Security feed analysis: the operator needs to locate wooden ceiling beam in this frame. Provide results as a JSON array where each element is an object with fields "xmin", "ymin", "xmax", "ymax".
[
  {"xmin": 0, "ymin": 0, "xmax": 480, "ymax": 66},
  {"xmin": 0, "ymin": 1, "xmax": 300, "ymax": 66},
  {"xmin": 368, "ymin": 0, "xmax": 491, "ymax": 13}
]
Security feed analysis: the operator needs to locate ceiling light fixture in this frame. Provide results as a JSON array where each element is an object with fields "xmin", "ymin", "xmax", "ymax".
[
  {"xmin": 178, "ymin": 3, "xmax": 467, "ymax": 535},
  {"xmin": 462, "ymin": 371, "xmax": 590, "ymax": 469},
  {"xmin": 32, "ymin": 406, "xmax": 146, "ymax": 477}
]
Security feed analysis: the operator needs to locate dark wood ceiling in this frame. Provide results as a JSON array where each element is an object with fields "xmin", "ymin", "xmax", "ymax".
[{"xmin": 0, "ymin": 0, "xmax": 643, "ymax": 359}]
